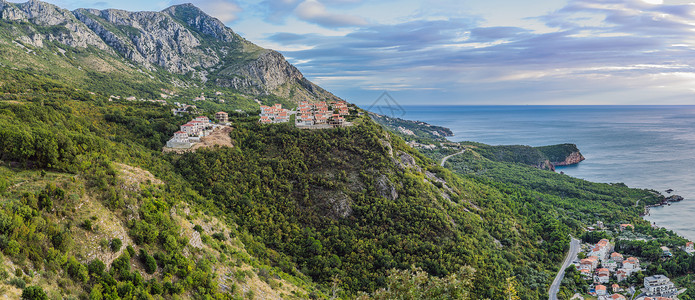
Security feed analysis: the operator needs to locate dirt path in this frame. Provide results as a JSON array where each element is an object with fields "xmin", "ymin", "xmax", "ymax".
[{"xmin": 440, "ymin": 149, "xmax": 466, "ymax": 167}]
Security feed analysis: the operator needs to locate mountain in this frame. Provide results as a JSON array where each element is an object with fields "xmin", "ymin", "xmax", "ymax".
[{"xmin": 0, "ymin": 0, "xmax": 339, "ymax": 103}]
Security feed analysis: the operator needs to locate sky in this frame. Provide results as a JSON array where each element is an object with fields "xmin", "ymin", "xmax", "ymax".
[{"xmin": 15, "ymin": 0, "xmax": 695, "ymax": 105}]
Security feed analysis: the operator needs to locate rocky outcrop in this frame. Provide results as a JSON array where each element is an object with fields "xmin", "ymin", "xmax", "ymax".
[
  {"xmin": 376, "ymin": 175, "xmax": 398, "ymax": 201},
  {"xmin": 0, "ymin": 0, "xmax": 340, "ymax": 103},
  {"xmin": 551, "ymin": 151, "xmax": 585, "ymax": 166}
]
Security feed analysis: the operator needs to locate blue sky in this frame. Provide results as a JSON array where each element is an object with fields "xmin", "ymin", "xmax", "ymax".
[{"xmin": 17, "ymin": 0, "xmax": 695, "ymax": 105}]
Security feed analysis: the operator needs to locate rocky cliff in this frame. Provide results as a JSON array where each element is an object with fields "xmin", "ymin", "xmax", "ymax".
[
  {"xmin": 0, "ymin": 0, "xmax": 339, "ymax": 103},
  {"xmin": 551, "ymin": 151, "xmax": 585, "ymax": 166}
]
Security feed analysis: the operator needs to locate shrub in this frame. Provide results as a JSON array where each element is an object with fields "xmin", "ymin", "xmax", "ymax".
[
  {"xmin": 110, "ymin": 238, "xmax": 122, "ymax": 252},
  {"xmin": 21, "ymin": 285, "xmax": 47, "ymax": 300}
]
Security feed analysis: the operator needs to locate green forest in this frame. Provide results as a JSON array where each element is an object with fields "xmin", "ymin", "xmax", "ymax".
[{"xmin": 0, "ymin": 67, "xmax": 669, "ymax": 299}]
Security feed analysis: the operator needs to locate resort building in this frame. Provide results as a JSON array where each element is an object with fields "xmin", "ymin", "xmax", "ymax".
[
  {"xmin": 259, "ymin": 104, "xmax": 291, "ymax": 124},
  {"xmin": 166, "ymin": 131, "xmax": 192, "ymax": 148},
  {"xmin": 685, "ymin": 242, "xmax": 694, "ymax": 254},
  {"xmin": 644, "ymin": 275, "xmax": 678, "ymax": 298},
  {"xmin": 215, "ymin": 111, "xmax": 229, "ymax": 123}
]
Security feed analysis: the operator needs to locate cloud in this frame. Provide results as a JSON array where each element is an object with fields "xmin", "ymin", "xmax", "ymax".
[
  {"xmin": 294, "ymin": 0, "xmax": 367, "ymax": 27},
  {"xmin": 259, "ymin": 0, "xmax": 301, "ymax": 24}
]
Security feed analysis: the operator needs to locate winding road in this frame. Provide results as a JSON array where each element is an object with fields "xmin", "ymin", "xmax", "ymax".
[
  {"xmin": 440, "ymin": 149, "xmax": 466, "ymax": 167},
  {"xmin": 549, "ymin": 237, "xmax": 581, "ymax": 300}
]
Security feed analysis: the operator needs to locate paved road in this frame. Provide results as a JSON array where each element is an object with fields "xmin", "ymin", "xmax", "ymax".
[
  {"xmin": 440, "ymin": 149, "xmax": 465, "ymax": 167},
  {"xmin": 549, "ymin": 237, "xmax": 581, "ymax": 300}
]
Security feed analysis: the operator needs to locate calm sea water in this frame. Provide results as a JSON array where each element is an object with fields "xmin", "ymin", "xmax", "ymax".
[{"xmin": 395, "ymin": 105, "xmax": 695, "ymax": 241}]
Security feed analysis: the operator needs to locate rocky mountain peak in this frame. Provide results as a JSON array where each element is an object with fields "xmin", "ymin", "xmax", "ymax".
[{"xmin": 0, "ymin": 1, "xmax": 341, "ymax": 103}]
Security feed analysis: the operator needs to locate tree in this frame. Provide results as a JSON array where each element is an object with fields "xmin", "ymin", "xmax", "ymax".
[
  {"xmin": 110, "ymin": 238, "xmax": 122, "ymax": 252},
  {"xmin": 21, "ymin": 286, "xmax": 48, "ymax": 300}
]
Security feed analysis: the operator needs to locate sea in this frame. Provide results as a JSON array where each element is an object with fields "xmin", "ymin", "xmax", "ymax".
[{"xmin": 393, "ymin": 105, "xmax": 695, "ymax": 242}]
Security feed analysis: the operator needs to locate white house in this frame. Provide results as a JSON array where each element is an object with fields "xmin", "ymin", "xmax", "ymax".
[
  {"xmin": 685, "ymin": 242, "xmax": 694, "ymax": 254},
  {"xmin": 166, "ymin": 131, "xmax": 192, "ymax": 148},
  {"xmin": 644, "ymin": 275, "xmax": 677, "ymax": 298},
  {"xmin": 595, "ymin": 268, "xmax": 610, "ymax": 284},
  {"xmin": 622, "ymin": 257, "xmax": 640, "ymax": 275},
  {"xmin": 596, "ymin": 284, "xmax": 607, "ymax": 296}
]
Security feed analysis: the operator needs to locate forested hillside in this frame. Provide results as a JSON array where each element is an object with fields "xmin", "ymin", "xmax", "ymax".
[{"xmin": 0, "ymin": 66, "xmax": 666, "ymax": 299}]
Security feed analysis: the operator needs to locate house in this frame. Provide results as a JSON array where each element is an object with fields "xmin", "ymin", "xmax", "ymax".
[
  {"xmin": 604, "ymin": 260, "xmax": 618, "ymax": 271},
  {"xmin": 661, "ymin": 246, "xmax": 672, "ymax": 257},
  {"xmin": 180, "ymin": 123, "xmax": 196, "ymax": 135},
  {"xmin": 596, "ymin": 284, "xmax": 607, "ymax": 296},
  {"xmin": 622, "ymin": 257, "xmax": 640, "ymax": 274},
  {"xmin": 195, "ymin": 116, "xmax": 210, "ymax": 123},
  {"xmin": 215, "ymin": 111, "xmax": 229, "ymax": 123},
  {"xmin": 685, "ymin": 242, "xmax": 694, "ymax": 254},
  {"xmin": 580, "ymin": 268, "xmax": 592, "ymax": 279},
  {"xmin": 612, "ymin": 284, "xmax": 622, "ymax": 293},
  {"xmin": 580, "ymin": 256, "xmax": 599, "ymax": 272},
  {"xmin": 166, "ymin": 131, "xmax": 192, "ymax": 148},
  {"xmin": 620, "ymin": 224, "xmax": 634, "ymax": 231},
  {"xmin": 589, "ymin": 239, "xmax": 611, "ymax": 261},
  {"xmin": 611, "ymin": 252, "xmax": 624, "ymax": 263},
  {"xmin": 595, "ymin": 268, "xmax": 610, "ymax": 284},
  {"xmin": 616, "ymin": 269, "xmax": 628, "ymax": 282},
  {"xmin": 260, "ymin": 116, "xmax": 272, "ymax": 124},
  {"xmin": 609, "ymin": 294, "xmax": 626, "ymax": 300},
  {"xmin": 644, "ymin": 275, "xmax": 678, "ymax": 298}
]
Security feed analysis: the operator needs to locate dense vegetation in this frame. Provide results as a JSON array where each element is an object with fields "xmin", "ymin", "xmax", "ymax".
[{"xmin": 0, "ymin": 65, "xmax": 672, "ymax": 299}]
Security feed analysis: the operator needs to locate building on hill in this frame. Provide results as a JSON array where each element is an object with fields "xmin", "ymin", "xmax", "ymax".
[
  {"xmin": 595, "ymin": 268, "xmax": 610, "ymax": 283},
  {"xmin": 611, "ymin": 252, "xmax": 624, "ymax": 263},
  {"xmin": 622, "ymin": 257, "xmax": 640, "ymax": 274},
  {"xmin": 616, "ymin": 269, "xmax": 628, "ymax": 282},
  {"xmin": 686, "ymin": 241, "xmax": 694, "ymax": 254},
  {"xmin": 166, "ymin": 131, "xmax": 192, "ymax": 148},
  {"xmin": 259, "ymin": 104, "xmax": 291, "ymax": 124},
  {"xmin": 643, "ymin": 275, "xmax": 678, "ymax": 298},
  {"xmin": 596, "ymin": 284, "xmax": 607, "ymax": 296},
  {"xmin": 215, "ymin": 111, "xmax": 228, "ymax": 123},
  {"xmin": 620, "ymin": 224, "xmax": 634, "ymax": 231},
  {"xmin": 580, "ymin": 256, "xmax": 599, "ymax": 272},
  {"xmin": 661, "ymin": 246, "xmax": 672, "ymax": 257}
]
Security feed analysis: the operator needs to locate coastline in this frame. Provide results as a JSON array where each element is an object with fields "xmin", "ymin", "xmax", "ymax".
[{"xmin": 372, "ymin": 105, "xmax": 695, "ymax": 245}]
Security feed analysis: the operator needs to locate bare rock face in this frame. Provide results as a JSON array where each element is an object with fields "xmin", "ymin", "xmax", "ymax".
[
  {"xmin": 552, "ymin": 151, "xmax": 585, "ymax": 166},
  {"xmin": 376, "ymin": 175, "xmax": 398, "ymax": 201},
  {"xmin": 0, "ymin": 0, "xmax": 341, "ymax": 103},
  {"xmin": 1, "ymin": 0, "xmax": 110, "ymax": 50}
]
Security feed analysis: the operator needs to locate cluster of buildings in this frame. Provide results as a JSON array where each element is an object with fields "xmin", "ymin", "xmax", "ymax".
[
  {"xmin": 259, "ymin": 104, "xmax": 291, "ymax": 124},
  {"xmin": 258, "ymin": 101, "xmax": 352, "ymax": 127},
  {"xmin": 579, "ymin": 238, "xmax": 642, "ymax": 284},
  {"xmin": 166, "ymin": 113, "xmax": 228, "ymax": 149},
  {"xmin": 295, "ymin": 101, "xmax": 350, "ymax": 126}
]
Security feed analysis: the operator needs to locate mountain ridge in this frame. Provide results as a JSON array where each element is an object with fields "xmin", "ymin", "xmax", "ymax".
[{"xmin": 0, "ymin": 0, "xmax": 339, "ymax": 103}]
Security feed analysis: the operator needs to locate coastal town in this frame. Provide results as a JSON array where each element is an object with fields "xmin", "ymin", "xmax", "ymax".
[{"xmin": 561, "ymin": 221, "xmax": 695, "ymax": 300}]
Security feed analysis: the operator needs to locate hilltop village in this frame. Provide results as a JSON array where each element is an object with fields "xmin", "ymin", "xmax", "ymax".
[
  {"xmin": 163, "ymin": 99, "xmax": 358, "ymax": 151},
  {"xmin": 563, "ymin": 222, "xmax": 695, "ymax": 300},
  {"xmin": 259, "ymin": 101, "xmax": 354, "ymax": 128}
]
